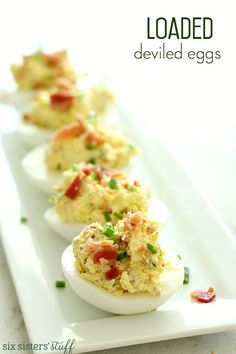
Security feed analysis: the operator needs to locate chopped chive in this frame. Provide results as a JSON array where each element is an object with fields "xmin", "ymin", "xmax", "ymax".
[
  {"xmin": 103, "ymin": 211, "xmax": 112, "ymax": 222},
  {"xmin": 85, "ymin": 142, "xmax": 97, "ymax": 150},
  {"xmin": 102, "ymin": 223, "xmax": 119, "ymax": 244},
  {"xmin": 71, "ymin": 163, "xmax": 80, "ymax": 172},
  {"xmin": 177, "ymin": 254, "xmax": 182, "ymax": 260},
  {"xmin": 55, "ymin": 280, "xmax": 66, "ymax": 288},
  {"xmin": 114, "ymin": 212, "xmax": 123, "ymax": 220},
  {"xmin": 102, "ymin": 223, "xmax": 115, "ymax": 238},
  {"xmin": 183, "ymin": 266, "xmax": 189, "ymax": 284},
  {"xmin": 117, "ymin": 251, "xmax": 128, "ymax": 261},
  {"xmin": 109, "ymin": 178, "xmax": 118, "ymax": 189},
  {"xmin": 87, "ymin": 157, "xmax": 96, "ymax": 165},
  {"xmin": 146, "ymin": 242, "xmax": 159, "ymax": 254},
  {"xmin": 56, "ymin": 163, "xmax": 62, "ymax": 171},
  {"xmin": 20, "ymin": 216, "xmax": 28, "ymax": 224},
  {"xmin": 128, "ymin": 185, "xmax": 136, "ymax": 192},
  {"xmin": 91, "ymin": 171, "xmax": 98, "ymax": 180}
]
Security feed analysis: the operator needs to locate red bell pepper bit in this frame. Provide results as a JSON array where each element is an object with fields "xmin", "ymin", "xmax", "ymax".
[
  {"xmin": 191, "ymin": 287, "xmax": 216, "ymax": 303},
  {"xmin": 105, "ymin": 267, "xmax": 120, "ymax": 280},
  {"xmin": 53, "ymin": 119, "xmax": 86, "ymax": 141},
  {"xmin": 92, "ymin": 246, "xmax": 118, "ymax": 265},
  {"xmin": 103, "ymin": 169, "xmax": 123, "ymax": 177},
  {"xmin": 50, "ymin": 91, "xmax": 75, "ymax": 107},
  {"xmin": 84, "ymin": 132, "xmax": 106, "ymax": 146},
  {"xmin": 82, "ymin": 165, "xmax": 94, "ymax": 176},
  {"xmin": 64, "ymin": 175, "xmax": 81, "ymax": 199}
]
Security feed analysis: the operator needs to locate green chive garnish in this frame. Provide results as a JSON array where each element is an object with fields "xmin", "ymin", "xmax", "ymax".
[
  {"xmin": 71, "ymin": 163, "xmax": 80, "ymax": 172},
  {"xmin": 103, "ymin": 211, "xmax": 112, "ymax": 222},
  {"xmin": 56, "ymin": 163, "xmax": 62, "ymax": 171},
  {"xmin": 146, "ymin": 242, "xmax": 159, "ymax": 254},
  {"xmin": 87, "ymin": 157, "xmax": 96, "ymax": 165},
  {"xmin": 55, "ymin": 280, "xmax": 66, "ymax": 288},
  {"xmin": 183, "ymin": 266, "xmax": 189, "ymax": 284},
  {"xmin": 20, "ymin": 216, "xmax": 28, "ymax": 224},
  {"xmin": 102, "ymin": 223, "xmax": 115, "ymax": 238},
  {"xmin": 117, "ymin": 251, "xmax": 128, "ymax": 261},
  {"xmin": 102, "ymin": 223, "xmax": 119, "ymax": 244},
  {"xmin": 128, "ymin": 185, "xmax": 136, "ymax": 192},
  {"xmin": 85, "ymin": 142, "xmax": 97, "ymax": 150},
  {"xmin": 109, "ymin": 178, "xmax": 118, "ymax": 189},
  {"xmin": 114, "ymin": 212, "xmax": 123, "ymax": 220},
  {"xmin": 91, "ymin": 171, "xmax": 98, "ymax": 180},
  {"xmin": 177, "ymin": 254, "xmax": 182, "ymax": 260}
]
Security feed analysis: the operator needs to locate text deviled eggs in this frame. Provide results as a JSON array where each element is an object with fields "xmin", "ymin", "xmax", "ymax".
[
  {"xmin": 18, "ymin": 79, "xmax": 114, "ymax": 148},
  {"xmin": 22, "ymin": 119, "xmax": 139, "ymax": 193},
  {"xmin": 62, "ymin": 212, "xmax": 184, "ymax": 314}
]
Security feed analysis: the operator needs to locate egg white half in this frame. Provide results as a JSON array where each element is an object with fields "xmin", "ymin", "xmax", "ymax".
[
  {"xmin": 22, "ymin": 144, "xmax": 61, "ymax": 194},
  {"xmin": 17, "ymin": 120, "xmax": 53, "ymax": 148},
  {"xmin": 44, "ymin": 208, "xmax": 88, "ymax": 242},
  {"xmin": 62, "ymin": 245, "xmax": 184, "ymax": 315},
  {"xmin": 44, "ymin": 198, "xmax": 168, "ymax": 243}
]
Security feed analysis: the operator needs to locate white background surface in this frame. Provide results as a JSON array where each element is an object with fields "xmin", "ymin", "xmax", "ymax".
[{"xmin": 0, "ymin": 0, "xmax": 236, "ymax": 353}]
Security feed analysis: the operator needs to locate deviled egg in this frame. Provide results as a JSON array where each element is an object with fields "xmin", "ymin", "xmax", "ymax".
[
  {"xmin": 11, "ymin": 49, "xmax": 77, "ymax": 90},
  {"xmin": 18, "ymin": 79, "xmax": 114, "ymax": 147},
  {"xmin": 22, "ymin": 118, "xmax": 138, "ymax": 193},
  {"xmin": 45, "ymin": 163, "xmax": 167, "ymax": 241},
  {"xmin": 62, "ymin": 212, "xmax": 184, "ymax": 314}
]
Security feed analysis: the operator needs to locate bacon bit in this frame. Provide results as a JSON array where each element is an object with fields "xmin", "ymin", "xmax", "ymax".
[
  {"xmin": 92, "ymin": 246, "xmax": 118, "ymax": 265},
  {"xmin": 50, "ymin": 91, "xmax": 75, "ymax": 108},
  {"xmin": 83, "ymin": 239, "xmax": 113, "ymax": 254},
  {"xmin": 96, "ymin": 168, "xmax": 103, "ymax": 183},
  {"xmin": 104, "ymin": 207, "xmax": 113, "ymax": 214},
  {"xmin": 124, "ymin": 183, "xmax": 129, "ymax": 189},
  {"xmin": 191, "ymin": 287, "xmax": 216, "ymax": 303},
  {"xmin": 53, "ymin": 119, "xmax": 86, "ymax": 141},
  {"xmin": 23, "ymin": 113, "xmax": 31, "ymax": 122},
  {"xmin": 134, "ymin": 180, "xmax": 140, "ymax": 187},
  {"xmin": 82, "ymin": 165, "xmax": 94, "ymax": 176},
  {"xmin": 64, "ymin": 175, "xmax": 81, "ymax": 199},
  {"xmin": 124, "ymin": 212, "xmax": 143, "ymax": 231},
  {"xmin": 84, "ymin": 132, "xmax": 106, "ymax": 146},
  {"xmin": 44, "ymin": 53, "xmax": 61, "ymax": 66},
  {"xmin": 105, "ymin": 267, "xmax": 120, "ymax": 280},
  {"xmin": 33, "ymin": 81, "xmax": 48, "ymax": 89},
  {"xmin": 55, "ymin": 77, "xmax": 76, "ymax": 90},
  {"xmin": 103, "ymin": 169, "xmax": 123, "ymax": 177},
  {"xmin": 136, "ymin": 245, "xmax": 147, "ymax": 254}
]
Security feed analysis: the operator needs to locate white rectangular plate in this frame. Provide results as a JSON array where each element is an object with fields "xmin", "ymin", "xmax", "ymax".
[{"xmin": 1, "ymin": 103, "xmax": 236, "ymax": 354}]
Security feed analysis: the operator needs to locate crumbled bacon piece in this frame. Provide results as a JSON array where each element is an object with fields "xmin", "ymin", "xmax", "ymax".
[
  {"xmin": 53, "ymin": 119, "xmax": 86, "ymax": 141},
  {"xmin": 105, "ymin": 267, "xmax": 120, "ymax": 280},
  {"xmin": 50, "ymin": 91, "xmax": 75, "ymax": 108},
  {"xmin": 92, "ymin": 245, "xmax": 118, "ymax": 265},
  {"xmin": 84, "ymin": 132, "xmax": 106, "ymax": 146},
  {"xmin": 64, "ymin": 175, "xmax": 81, "ymax": 199},
  {"xmin": 124, "ymin": 212, "xmax": 143, "ymax": 231},
  {"xmin": 191, "ymin": 287, "xmax": 216, "ymax": 303},
  {"xmin": 82, "ymin": 165, "xmax": 94, "ymax": 176}
]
